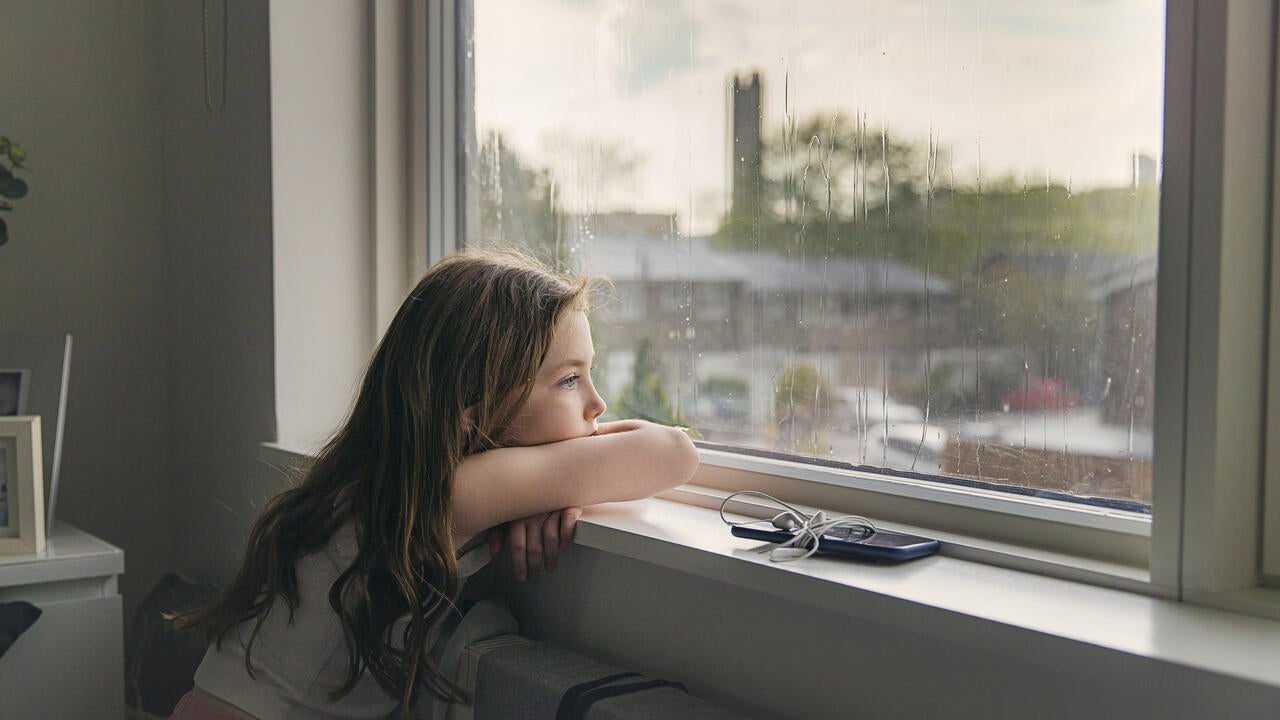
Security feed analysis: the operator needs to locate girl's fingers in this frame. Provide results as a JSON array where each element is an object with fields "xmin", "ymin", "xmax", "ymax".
[
  {"xmin": 560, "ymin": 507, "xmax": 583, "ymax": 548},
  {"xmin": 504, "ymin": 508, "xmax": 580, "ymax": 580},
  {"xmin": 524, "ymin": 517, "xmax": 544, "ymax": 581},
  {"xmin": 542, "ymin": 511, "xmax": 561, "ymax": 572},
  {"xmin": 508, "ymin": 521, "xmax": 528, "ymax": 581}
]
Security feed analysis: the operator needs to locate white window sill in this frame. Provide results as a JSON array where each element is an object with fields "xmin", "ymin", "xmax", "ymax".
[
  {"xmin": 259, "ymin": 440, "xmax": 1280, "ymax": 691},
  {"xmin": 575, "ymin": 495, "xmax": 1280, "ymax": 693}
]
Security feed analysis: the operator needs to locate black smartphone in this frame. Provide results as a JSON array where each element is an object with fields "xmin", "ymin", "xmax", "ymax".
[{"xmin": 730, "ymin": 524, "xmax": 939, "ymax": 564}]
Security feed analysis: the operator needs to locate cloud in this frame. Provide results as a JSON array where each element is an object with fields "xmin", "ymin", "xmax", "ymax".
[
  {"xmin": 473, "ymin": 0, "xmax": 1166, "ymax": 234},
  {"xmin": 599, "ymin": 0, "xmax": 698, "ymax": 96}
]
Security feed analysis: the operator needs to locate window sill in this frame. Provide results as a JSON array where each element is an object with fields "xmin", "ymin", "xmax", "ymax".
[
  {"xmin": 259, "ymin": 440, "xmax": 1280, "ymax": 690},
  {"xmin": 575, "ymin": 494, "xmax": 1280, "ymax": 692}
]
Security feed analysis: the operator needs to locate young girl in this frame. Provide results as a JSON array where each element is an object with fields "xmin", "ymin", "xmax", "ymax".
[{"xmin": 171, "ymin": 249, "xmax": 699, "ymax": 719}]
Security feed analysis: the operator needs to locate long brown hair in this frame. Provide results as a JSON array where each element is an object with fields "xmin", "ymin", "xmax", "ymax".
[{"xmin": 175, "ymin": 249, "xmax": 590, "ymax": 709}]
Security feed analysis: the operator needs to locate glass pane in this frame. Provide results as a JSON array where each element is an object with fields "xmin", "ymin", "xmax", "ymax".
[{"xmin": 465, "ymin": 0, "xmax": 1163, "ymax": 508}]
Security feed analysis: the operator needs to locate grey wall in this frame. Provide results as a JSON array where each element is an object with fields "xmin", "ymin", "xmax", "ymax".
[
  {"xmin": 0, "ymin": 0, "xmax": 172, "ymax": 625},
  {"xmin": 0, "ymin": 0, "xmax": 278, "ymax": 622},
  {"xmin": 159, "ymin": 0, "xmax": 375, "ymax": 583},
  {"xmin": 159, "ymin": 0, "xmax": 276, "ymax": 584}
]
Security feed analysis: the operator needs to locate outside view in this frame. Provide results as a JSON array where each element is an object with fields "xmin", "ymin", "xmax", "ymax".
[{"xmin": 465, "ymin": 0, "xmax": 1163, "ymax": 507}]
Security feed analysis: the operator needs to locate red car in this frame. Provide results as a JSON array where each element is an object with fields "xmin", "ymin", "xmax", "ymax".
[{"xmin": 1001, "ymin": 378, "xmax": 1082, "ymax": 411}]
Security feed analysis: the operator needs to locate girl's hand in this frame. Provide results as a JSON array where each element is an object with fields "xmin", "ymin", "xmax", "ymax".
[
  {"xmin": 591, "ymin": 419, "xmax": 646, "ymax": 435},
  {"xmin": 489, "ymin": 506, "xmax": 583, "ymax": 581}
]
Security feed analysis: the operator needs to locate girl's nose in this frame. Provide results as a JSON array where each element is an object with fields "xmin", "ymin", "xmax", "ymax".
[{"xmin": 587, "ymin": 388, "xmax": 607, "ymax": 420}]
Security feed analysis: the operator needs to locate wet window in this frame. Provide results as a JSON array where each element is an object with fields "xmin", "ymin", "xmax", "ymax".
[{"xmin": 465, "ymin": 0, "xmax": 1164, "ymax": 508}]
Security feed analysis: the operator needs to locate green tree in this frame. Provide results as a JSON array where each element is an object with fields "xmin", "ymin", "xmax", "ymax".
[
  {"xmin": 474, "ymin": 132, "xmax": 565, "ymax": 266},
  {"xmin": 715, "ymin": 112, "xmax": 1159, "ymax": 279},
  {"xmin": 774, "ymin": 363, "xmax": 830, "ymax": 454},
  {"xmin": 614, "ymin": 337, "xmax": 680, "ymax": 425}
]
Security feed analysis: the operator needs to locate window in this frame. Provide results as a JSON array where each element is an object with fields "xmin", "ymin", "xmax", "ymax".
[
  {"xmin": 464, "ymin": 1, "xmax": 1162, "ymax": 501},
  {"xmin": 419, "ymin": 0, "xmax": 1279, "ymax": 609}
]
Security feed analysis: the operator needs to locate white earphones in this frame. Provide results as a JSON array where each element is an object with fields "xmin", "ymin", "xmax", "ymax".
[{"xmin": 720, "ymin": 491, "xmax": 876, "ymax": 562}]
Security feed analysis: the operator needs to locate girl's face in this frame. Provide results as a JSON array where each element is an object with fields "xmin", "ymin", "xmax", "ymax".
[{"xmin": 503, "ymin": 310, "xmax": 607, "ymax": 446}]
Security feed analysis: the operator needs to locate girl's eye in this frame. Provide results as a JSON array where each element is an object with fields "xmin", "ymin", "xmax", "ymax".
[{"xmin": 558, "ymin": 374, "xmax": 579, "ymax": 389}]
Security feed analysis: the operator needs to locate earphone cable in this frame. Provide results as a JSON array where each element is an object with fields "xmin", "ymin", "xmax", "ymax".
[{"xmin": 719, "ymin": 491, "xmax": 877, "ymax": 562}]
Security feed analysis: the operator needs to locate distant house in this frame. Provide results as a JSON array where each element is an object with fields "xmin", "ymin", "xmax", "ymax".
[
  {"xmin": 577, "ymin": 230, "xmax": 956, "ymax": 357},
  {"xmin": 1091, "ymin": 256, "xmax": 1157, "ymax": 429}
]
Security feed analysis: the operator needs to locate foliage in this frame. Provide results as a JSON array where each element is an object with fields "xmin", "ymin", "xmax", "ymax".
[
  {"xmin": 714, "ymin": 112, "xmax": 1159, "ymax": 278},
  {"xmin": 897, "ymin": 359, "xmax": 1024, "ymax": 418},
  {"xmin": 773, "ymin": 363, "xmax": 830, "ymax": 454},
  {"xmin": 703, "ymin": 376, "xmax": 749, "ymax": 397},
  {"xmin": 0, "ymin": 135, "xmax": 30, "ymax": 246},
  {"xmin": 613, "ymin": 337, "xmax": 681, "ymax": 426},
  {"xmin": 474, "ymin": 132, "xmax": 566, "ymax": 267}
]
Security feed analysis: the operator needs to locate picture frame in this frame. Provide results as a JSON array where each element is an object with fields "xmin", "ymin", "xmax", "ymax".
[
  {"xmin": 0, "ymin": 369, "xmax": 31, "ymax": 415},
  {"xmin": 0, "ymin": 416, "xmax": 46, "ymax": 555},
  {"xmin": 0, "ymin": 334, "xmax": 71, "ymax": 529}
]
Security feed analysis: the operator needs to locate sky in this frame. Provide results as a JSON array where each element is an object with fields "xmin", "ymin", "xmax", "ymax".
[{"xmin": 473, "ymin": 0, "xmax": 1166, "ymax": 236}]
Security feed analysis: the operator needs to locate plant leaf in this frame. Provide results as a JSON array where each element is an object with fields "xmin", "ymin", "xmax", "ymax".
[
  {"xmin": 0, "ymin": 216, "xmax": 8, "ymax": 245},
  {"xmin": 8, "ymin": 143, "xmax": 27, "ymax": 166},
  {"xmin": 0, "ymin": 178, "xmax": 26, "ymax": 200}
]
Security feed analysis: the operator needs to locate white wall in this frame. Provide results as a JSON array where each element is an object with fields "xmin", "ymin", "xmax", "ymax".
[
  {"xmin": 0, "ymin": 0, "xmax": 171, "ymax": 625},
  {"xmin": 269, "ymin": 0, "xmax": 375, "ymax": 453}
]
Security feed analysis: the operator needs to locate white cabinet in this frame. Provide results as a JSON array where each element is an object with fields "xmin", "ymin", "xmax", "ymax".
[{"xmin": 0, "ymin": 523, "xmax": 125, "ymax": 719}]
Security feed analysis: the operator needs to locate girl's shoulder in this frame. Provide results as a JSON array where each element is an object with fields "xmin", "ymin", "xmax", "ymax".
[{"xmin": 293, "ymin": 523, "xmax": 359, "ymax": 586}]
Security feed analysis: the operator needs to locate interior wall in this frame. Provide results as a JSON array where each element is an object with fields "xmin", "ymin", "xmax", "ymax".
[
  {"xmin": 159, "ymin": 0, "xmax": 376, "ymax": 582},
  {"xmin": 161, "ymin": 0, "xmax": 376, "ymax": 582},
  {"xmin": 159, "ymin": 0, "xmax": 277, "ymax": 584},
  {"xmin": 0, "ymin": 0, "xmax": 170, "ymax": 625},
  {"xmin": 269, "ymin": 0, "xmax": 375, "ymax": 453},
  {"xmin": 500, "ymin": 547, "xmax": 1280, "ymax": 720}
]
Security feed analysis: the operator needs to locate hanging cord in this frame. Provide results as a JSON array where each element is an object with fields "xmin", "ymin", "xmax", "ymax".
[
  {"xmin": 202, "ymin": 0, "xmax": 228, "ymax": 114},
  {"xmin": 719, "ymin": 490, "xmax": 877, "ymax": 562}
]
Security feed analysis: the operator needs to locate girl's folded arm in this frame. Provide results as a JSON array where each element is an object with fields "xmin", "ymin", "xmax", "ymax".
[{"xmin": 451, "ymin": 421, "xmax": 698, "ymax": 540}]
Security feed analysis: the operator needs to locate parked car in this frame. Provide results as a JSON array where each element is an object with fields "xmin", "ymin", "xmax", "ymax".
[
  {"xmin": 830, "ymin": 387, "xmax": 948, "ymax": 472},
  {"xmin": 833, "ymin": 386, "xmax": 924, "ymax": 423},
  {"xmin": 1001, "ymin": 377, "xmax": 1082, "ymax": 411}
]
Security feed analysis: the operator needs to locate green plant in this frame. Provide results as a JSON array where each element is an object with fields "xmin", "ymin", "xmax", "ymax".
[
  {"xmin": 774, "ymin": 363, "xmax": 831, "ymax": 454},
  {"xmin": 613, "ymin": 337, "xmax": 680, "ymax": 425},
  {"xmin": 0, "ymin": 135, "xmax": 30, "ymax": 246}
]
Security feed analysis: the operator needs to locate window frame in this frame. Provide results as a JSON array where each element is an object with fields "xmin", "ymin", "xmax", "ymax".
[
  {"xmin": 1163, "ymin": 0, "xmax": 1276, "ymax": 615},
  {"xmin": 417, "ymin": 0, "xmax": 1280, "ymax": 613},
  {"xmin": 1264, "ymin": 0, "xmax": 1280, "ymax": 586}
]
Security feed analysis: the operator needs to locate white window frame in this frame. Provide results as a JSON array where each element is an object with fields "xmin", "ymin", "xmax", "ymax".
[{"xmin": 414, "ymin": 0, "xmax": 1280, "ymax": 615}]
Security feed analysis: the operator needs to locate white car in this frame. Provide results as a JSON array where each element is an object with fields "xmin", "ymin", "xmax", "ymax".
[{"xmin": 830, "ymin": 386, "xmax": 948, "ymax": 472}]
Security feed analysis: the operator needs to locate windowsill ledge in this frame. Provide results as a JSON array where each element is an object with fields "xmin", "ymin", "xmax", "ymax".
[
  {"xmin": 575, "ymin": 495, "xmax": 1280, "ymax": 692},
  {"xmin": 258, "ymin": 440, "xmax": 1280, "ymax": 691}
]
